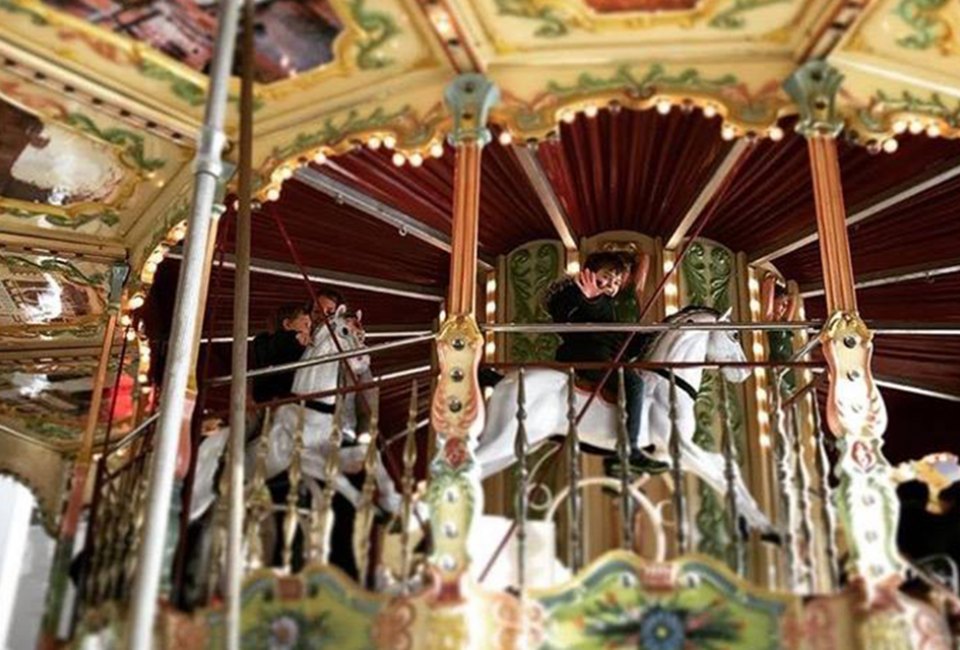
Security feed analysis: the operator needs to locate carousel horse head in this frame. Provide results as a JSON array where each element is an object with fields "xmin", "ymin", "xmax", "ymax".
[
  {"xmin": 293, "ymin": 305, "xmax": 370, "ymax": 394},
  {"xmin": 699, "ymin": 306, "xmax": 750, "ymax": 383}
]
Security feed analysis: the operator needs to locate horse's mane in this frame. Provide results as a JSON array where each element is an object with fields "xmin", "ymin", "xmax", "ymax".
[{"xmin": 646, "ymin": 305, "xmax": 722, "ymax": 354}]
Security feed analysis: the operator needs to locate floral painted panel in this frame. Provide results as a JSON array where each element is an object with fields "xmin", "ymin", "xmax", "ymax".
[{"xmin": 505, "ymin": 241, "xmax": 564, "ymax": 364}]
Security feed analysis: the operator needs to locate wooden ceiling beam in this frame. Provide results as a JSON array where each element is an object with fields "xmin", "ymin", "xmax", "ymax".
[
  {"xmin": 666, "ymin": 139, "xmax": 750, "ymax": 250},
  {"xmin": 295, "ymin": 167, "xmax": 495, "ymax": 271},
  {"xmin": 169, "ymin": 252, "xmax": 445, "ymax": 302},
  {"xmin": 512, "ymin": 145, "xmax": 578, "ymax": 251},
  {"xmin": 751, "ymin": 156, "xmax": 960, "ymax": 264},
  {"xmin": 799, "ymin": 256, "xmax": 960, "ymax": 298}
]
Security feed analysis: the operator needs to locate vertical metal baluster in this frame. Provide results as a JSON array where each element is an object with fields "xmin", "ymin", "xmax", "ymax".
[
  {"xmin": 718, "ymin": 377, "xmax": 742, "ymax": 575},
  {"xmin": 616, "ymin": 368, "xmax": 634, "ymax": 551},
  {"xmin": 353, "ymin": 399, "xmax": 380, "ymax": 587},
  {"xmin": 245, "ymin": 408, "xmax": 272, "ymax": 571},
  {"xmin": 209, "ymin": 442, "xmax": 231, "ymax": 594},
  {"xmin": 314, "ymin": 395, "xmax": 343, "ymax": 565},
  {"xmin": 791, "ymin": 402, "xmax": 814, "ymax": 592},
  {"xmin": 812, "ymin": 402, "xmax": 839, "ymax": 589},
  {"xmin": 400, "ymin": 382, "xmax": 419, "ymax": 594},
  {"xmin": 515, "ymin": 367, "xmax": 529, "ymax": 596},
  {"xmin": 668, "ymin": 370, "xmax": 687, "ymax": 555},
  {"xmin": 283, "ymin": 401, "xmax": 306, "ymax": 572},
  {"xmin": 771, "ymin": 372, "xmax": 796, "ymax": 591},
  {"xmin": 566, "ymin": 368, "xmax": 583, "ymax": 573}
]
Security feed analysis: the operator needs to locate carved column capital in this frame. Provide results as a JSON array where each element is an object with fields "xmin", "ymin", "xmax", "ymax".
[
  {"xmin": 444, "ymin": 74, "xmax": 500, "ymax": 147},
  {"xmin": 784, "ymin": 61, "xmax": 845, "ymax": 138}
]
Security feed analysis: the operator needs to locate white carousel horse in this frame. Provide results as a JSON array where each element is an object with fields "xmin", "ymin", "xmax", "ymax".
[
  {"xmin": 189, "ymin": 306, "xmax": 402, "ymax": 522},
  {"xmin": 475, "ymin": 306, "xmax": 772, "ymax": 533}
]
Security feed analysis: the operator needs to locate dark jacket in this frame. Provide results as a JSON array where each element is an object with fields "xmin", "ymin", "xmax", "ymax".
[
  {"xmin": 252, "ymin": 330, "xmax": 306, "ymax": 403},
  {"xmin": 544, "ymin": 278, "xmax": 649, "ymax": 375}
]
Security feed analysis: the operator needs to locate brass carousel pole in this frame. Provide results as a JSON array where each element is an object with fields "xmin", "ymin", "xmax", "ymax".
[
  {"xmin": 784, "ymin": 62, "xmax": 907, "ymax": 605},
  {"xmin": 39, "ymin": 264, "xmax": 126, "ymax": 647},
  {"xmin": 127, "ymin": 0, "xmax": 242, "ymax": 643},
  {"xmin": 428, "ymin": 73, "xmax": 498, "ymax": 632},
  {"xmin": 225, "ymin": 0, "xmax": 254, "ymax": 646}
]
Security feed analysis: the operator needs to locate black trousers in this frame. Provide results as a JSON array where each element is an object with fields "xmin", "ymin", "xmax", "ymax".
[{"xmin": 577, "ymin": 367, "xmax": 644, "ymax": 450}]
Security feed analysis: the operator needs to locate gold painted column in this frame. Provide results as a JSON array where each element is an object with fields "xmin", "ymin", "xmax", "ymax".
[
  {"xmin": 425, "ymin": 74, "xmax": 499, "ymax": 645},
  {"xmin": 784, "ymin": 62, "xmax": 906, "ymax": 603}
]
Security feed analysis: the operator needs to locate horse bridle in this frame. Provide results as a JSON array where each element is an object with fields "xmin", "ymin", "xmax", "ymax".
[{"xmin": 650, "ymin": 368, "xmax": 699, "ymax": 402}]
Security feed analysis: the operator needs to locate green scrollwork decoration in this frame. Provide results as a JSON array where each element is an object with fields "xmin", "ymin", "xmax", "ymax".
[
  {"xmin": 269, "ymin": 105, "xmax": 412, "ymax": 163},
  {"xmin": 495, "ymin": 0, "xmax": 569, "ymax": 37},
  {"xmin": 4, "ymin": 207, "xmax": 120, "ymax": 230},
  {"xmin": 64, "ymin": 113, "xmax": 166, "ymax": 172},
  {"xmin": 893, "ymin": 0, "xmax": 952, "ymax": 51},
  {"xmin": 858, "ymin": 89, "xmax": 960, "ymax": 132},
  {"xmin": 0, "ymin": 254, "xmax": 106, "ymax": 287},
  {"xmin": 0, "ymin": 0, "xmax": 46, "ymax": 24},
  {"xmin": 708, "ymin": 0, "xmax": 791, "ymax": 29},
  {"xmin": 138, "ymin": 60, "xmax": 206, "ymax": 107},
  {"xmin": 348, "ymin": 0, "xmax": 400, "ymax": 69},
  {"xmin": 547, "ymin": 63, "xmax": 738, "ymax": 98},
  {"xmin": 508, "ymin": 243, "xmax": 561, "ymax": 364}
]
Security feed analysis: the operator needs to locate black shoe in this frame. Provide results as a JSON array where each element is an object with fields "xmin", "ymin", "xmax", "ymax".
[
  {"xmin": 759, "ymin": 527, "xmax": 782, "ymax": 546},
  {"xmin": 603, "ymin": 448, "xmax": 670, "ymax": 478}
]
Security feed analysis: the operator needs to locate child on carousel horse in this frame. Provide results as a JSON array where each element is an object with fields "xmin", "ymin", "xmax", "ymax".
[{"xmin": 544, "ymin": 249, "xmax": 668, "ymax": 473}]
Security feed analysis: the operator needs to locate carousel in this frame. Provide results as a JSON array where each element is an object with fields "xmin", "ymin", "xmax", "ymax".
[{"xmin": 0, "ymin": 0, "xmax": 959, "ymax": 647}]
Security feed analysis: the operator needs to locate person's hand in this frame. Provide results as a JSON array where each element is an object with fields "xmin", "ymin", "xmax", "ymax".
[
  {"xmin": 296, "ymin": 329, "xmax": 311, "ymax": 346},
  {"xmin": 576, "ymin": 269, "xmax": 603, "ymax": 299}
]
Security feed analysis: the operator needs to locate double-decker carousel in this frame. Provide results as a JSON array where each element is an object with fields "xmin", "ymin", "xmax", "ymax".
[{"xmin": 1, "ymin": 0, "xmax": 960, "ymax": 648}]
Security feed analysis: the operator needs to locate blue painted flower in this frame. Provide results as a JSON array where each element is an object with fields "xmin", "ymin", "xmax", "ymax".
[{"xmin": 637, "ymin": 606, "xmax": 685, "ymax": 650}]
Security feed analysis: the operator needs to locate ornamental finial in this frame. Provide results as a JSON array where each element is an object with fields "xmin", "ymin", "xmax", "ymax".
[
  {"xmin": 783, "ymin": 61, "xmax": 845, "ymax": 137},
  {"xmin": 444, "ymin": 74, "xmax": 500, "ymax": 146}
]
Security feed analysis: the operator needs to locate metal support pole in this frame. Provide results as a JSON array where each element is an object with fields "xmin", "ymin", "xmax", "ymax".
[
  {"xmin": 225, "ymin": 0, "xmax": 254, "ymax": 646},
  {"xmin": 127, "ymin": 0, "xmax": 241, "ymax": 642}
]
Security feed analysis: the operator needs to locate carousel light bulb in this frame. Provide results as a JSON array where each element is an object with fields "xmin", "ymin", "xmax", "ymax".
[
  {"xmin": 749, "ymin": 298, "xmax": 761, "ymax": 313},
  {"xmin": 409, "ymin": 152, "xmax": 424, "ymax": 167},
  {"xmin": 664, "ymin": 282, "xmax": 678, "ymax": 297},
  {"xmin": 498, "ymin": 131, "xmax": 513, "ymax": 146},
  {"xmin": 486, "ymin": 278, "xmax": 497, "ymax": 292},
  {"xmin": 768, "ymin": 125, "xmax": 784, "ymax": 141},
  {"xmin": 279, "ymin": 166, "xmax": 293, "ymax": 181},
  {"xmin": 485, "ymin": 300, "xmax": 496, "ymax": 315},
  {"xmin": 752, "ymin": 342, "xmax": 765, "ymax": 356},
  {"xmin": 144, "ymin": 261, "xmax": 157, "ymax": 275},
  {"xmin": 561, "ymin": 110, "xmax": 576, "ymax": 124},
  {"xmin": 138, "ymin": 373, "xmax": 149, "ymax": 384},
  {"xmin": 485, "ymin": 341, "xmax": 496, "ymax": 355},
  {"xmin": 120, "ymin": 314, "xmax": 133, "ymax": 327},
  {"xmin": 126, "ymin": 329, "xmax": 138, "ymax": 342},
  {"xmin": 703, "ymin": 104, "xmax": 717, "ymax": 118},
  {"xmin": 656, "ymin": 99, "xmax": 671, "ymax": 115},
  {"xmin": 892, "ymin": 119, "xmax": 908, "ymax": 134},
  {"xmin": 927, "ymin": 124, "xmax": 941, "ymax": 138},
  {"xmin": 392, "ymin": 152, "xmax": 406, "ymax": 167},
  {"xmin": 759, "ymin": 432, "xmax": 771, "ymax": 448},
  {"xmin": 721, "ymin": 123, "xmax": 736, "ymax": 141},
  {"xmin": 266, "ymin": 188, "xmax": 281, "ymax": 202},
  {"xmin": 128, "ymin": 294, "xmax": 145, "ymax": 310},
  {"xmin": 430, "ymin": 142, "xmax": 444, "ymax": 158},
  {"xmin": 756, "ymin": 386, "xmax": 768, "ymax": 402},
  {"xmin": 909, "ymin": 120, "xmax": 924, "ymax": 134},
  {"xmin": 584, "ymin": 104, "xmax": 599, "ymax": 118},
  {"xmin": 748, "ymin": 277, "xmax": 760, "ymax": 292},
  {"xmin": 313, "ymin": 150, "xmax": 328, "ymax": 164},
  {"xmin": 367, "ymin": 136, "xmax": 382, "ymax": 150},
  {"xmin": 383, "ymin": 135, "xmax": 397, "ymax": 150},
  {"xmin": 566, "ymin": 259, "xmax": 580, "ymax": 274},
  {"xmin": 882, "ymin": 138, "xmax": 899, "ymax": 153}
]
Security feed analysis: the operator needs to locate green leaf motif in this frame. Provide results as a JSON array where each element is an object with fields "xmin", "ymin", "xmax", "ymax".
[
  {"xmin": 859, "ymin": 89, "xmax": 960, "ymax": 131},
  {"xmin": 5, "ymin": 207, "xmax": 120, "ymax": 230},
  {"xmin": 138, "ymin": 60, "xmax": 206, "ymax": 107},
  {"xmin": 270, "ymin": 105, "xmax": 411, "ymax": 164},
  {"xmin": 892, "ymin": 0, "xmax": 951, "ymax": 50},
  {"xmin": 1, "ymin": 254, "xmax": 106, "ymax": 288},
  {"xmin": 349, "ymin": 0, "xmax": 400, "ymax": 69},
  {"xmin": 64, "ymin": 113, "xmax": 166, "ymax": 172},
  {"xmin": 0, "ymin": 0, "xmax": 47, "ymax": 24},
  {"xmin": 547, "ymin": 63, "xmax": 738, "ymax": 98},
  {"xmin": 709, "ymin": 0, "xmax": 791, "ymax": 29},
  {"xmin": 508, "ymin": 243, "xmax": 561, "ymax": 363},
  {"xmin": 495, "ymin": 0, "xmax": 568, "ymax": 37}
]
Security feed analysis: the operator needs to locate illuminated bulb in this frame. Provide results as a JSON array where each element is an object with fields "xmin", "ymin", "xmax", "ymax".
[
  {"xmin": 383, "ymin": 135, "xmax": 397, "ymax": 149},
  {"xmin": 485, "ymin": 300, "xmax": 496, "ymax": 315},
  {"xmin": 368, "ymin": 136, "xmax": 382, "ymax": 150},
  {"xmin": 748, "ymin": 277, "xmax": 760, "ymax": 292},
  {"xmin": 759, "ymin": 432, "xmax": 771, "ymax": 448},
  {"xmin": 430, "ymin": 143, "xmax": 444, "ymax": 158},
  {"xmin": 409, "ymin": 152, "xmax": 423, "ymax": 167},
  {"xmin": 703, "ymin": 104, "xmax": 717, "ymax": 118},
  {"xmin": 120, "ymin": 314, "xmax": 132, "ymax": 327},
  {"xmin": 313, "ymin": 150, "xmax": 328, "ymax": 164},
  {"xmin": 749, "ymin": 298, "xmax": 761, "ymax": 313},
  {"xmin": 392, "ymin": 152, "xmax": 406, "ymax": 167},
  {"xmin": 566, "ymin": 260, "xmax": 580, "ymax": 274},
  {"xmin": 882, "ymin": 138, "xmax": 899, "ymax": 154},
  {"xmin": 486, "ymin": 278, "xmax": 497, "ymax": 292},
  {"xmin": 498, "ymin": 131, "xmax": 513, "ymax": 146},
  {"xmin": 909, "ymin": 120, "xmax": 923, "ymax": 134},
  {"xmin": 768, "ymin": 126, "xmax": 784, "ymax": 141},
  {"xmin": 584, "ymin": 104, "xmax": 599, "ymax": 118},
  {"xmin": 144, "ymin": 261, "xmax": 157, "ymax": 275},
  {"xmin": 128, "ymin": 294, "xmax": 145, "ymax": 310},
  {"xmin": 756, "ymin": 386, "xmax": 768, "ymax": 402},
  {"xmin": 758, "ymin": 410, "xmax": 769, "ymax": 425},
  {"xmin": 721, "ymin": 123, "xmax": 736, "ymax": 141},
  {"xmin": 927, "ymin": 124, "xmax": 941, "ymax": 138},
  {"xmin": 126, "ymin": 329, "xmax": 137, "ymax": 342},
  {"xmin": 279, "ymin": 167, "xmax": 293, "ymax": 181},
  {"xmin": 561, "ymin": 110, "xmax": 576, "ymax": 124},
  {"xmin": 439, "ymin": 308, "xmax": 447, "ymax": 322},
  {"xmin": 485, "ymin": 341, "xmax": 496, "ymax": 355},
  {"xmin": 266, "ymin": 188, "xmax": 280, "ymax": 202},
  {"xmin": 664, "ymin": 282, "xmax": 678, "ymax": 297},
  {"xmin": 357, "ymin": 432, "xmax": 372, "ymax": 445},
  {"xmin": 892, "ymin": 119, "xmax": 908, "ymax": 134},
  {"xmin": 656, "ymin": 99, "xmax": 671, "ymax": 115},
  {"xmin": 138, "ymin": 373, "xmax": 149, "ymax": 384},
  {"xmin": 752, "ymin": 342, "xmax": 765, "ymax": 356}
]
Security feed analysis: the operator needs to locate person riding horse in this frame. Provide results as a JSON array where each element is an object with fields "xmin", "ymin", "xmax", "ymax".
[{"xmin": 544, "ymin": 250, "xmax": 667, "ymax": 473}]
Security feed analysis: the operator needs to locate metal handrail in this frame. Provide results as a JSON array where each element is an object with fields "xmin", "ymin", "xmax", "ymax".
[
  {"xmin": 483, "ymin": 321, "xmax": 960, "ymax": 335},
  {"xmin": 206, "ymin": 333, "xmax": 436, "ymax": 386},
  {"xmin": 106, "ymin": 413, "xmax": 160, "ymax": 454},
  {"xmin": 486, "ymin": 360, "xmax": 822, "ymax": 370}
]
